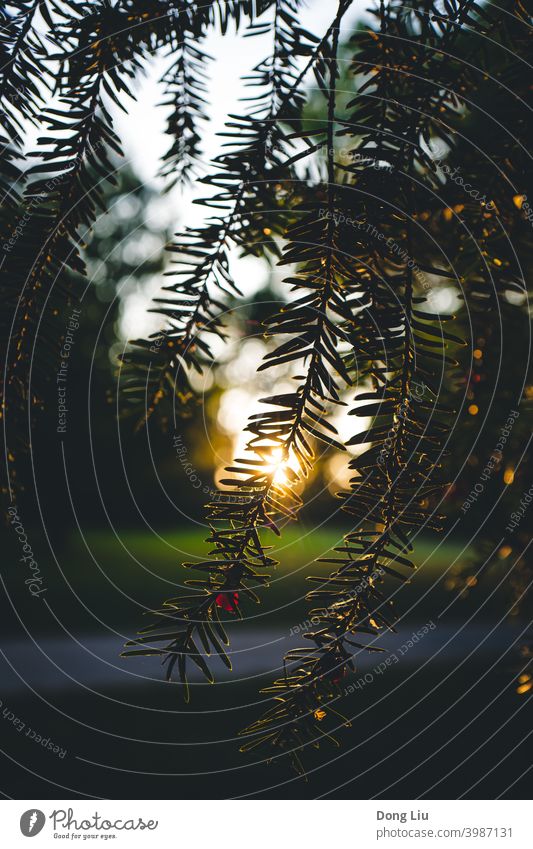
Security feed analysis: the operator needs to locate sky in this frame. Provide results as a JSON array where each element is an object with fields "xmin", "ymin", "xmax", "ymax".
[
  {"xmin": 115, "ymin": 0, "xmax": 370, "ymax": 338},
  {"xmin": 117, "ymin": 0, "xmax": 369, "ymax": 188}
]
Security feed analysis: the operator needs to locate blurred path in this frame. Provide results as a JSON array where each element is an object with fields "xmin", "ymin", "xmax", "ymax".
[{"xmin": 0, "ymin": 622, "xmax": 522, "ymax": 696}]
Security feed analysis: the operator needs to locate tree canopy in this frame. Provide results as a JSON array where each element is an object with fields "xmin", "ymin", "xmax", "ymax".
[{"xmin": 1, "ymin": 0, "xmax": 531, "ymax": 776}]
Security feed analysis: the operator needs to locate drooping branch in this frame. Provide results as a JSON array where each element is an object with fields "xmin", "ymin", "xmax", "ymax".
[
  {"xmin": 157, "ymin": 1, "xmax": 211, "ymax": 186},
  {"xmin": 238, "ymin": 0, "xmax": 487, "ymax": 773},
  {"xmin": 1, "ymin": 0, "xmax": 281, "ymax": 495},
  {"xmin": 1, "ymin": 0, "xmax": 145, "ymax": 493},
  {"xmin": 123, "ymin": 0, "xmax": 359, "ymax": 693},
  {"xmin": 0, "ymin": 1, "xmax": 53, "ymax": 215},
  {"xmin": 119, "ymin": 0, "xmax": 352, "ymax": 426}
]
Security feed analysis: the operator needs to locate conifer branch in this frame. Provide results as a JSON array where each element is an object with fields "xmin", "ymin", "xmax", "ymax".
[
  {"xmin": 119, "ymin": 0, "xmax": 351, "ymax": 425},
  {"xmin": 1, "ymin": 0, "xmax": 145, "ymax": 491},
  {"xmin": 0, "ymin": 1, "xmax": 53, "ymax": 214},
  {"xmin": 238, "ymin": 0, "xmax": 481, "ymax": 773},
  {"xmin": 123, "ymin": 0, "xmax": 358, "ymax": 694}
]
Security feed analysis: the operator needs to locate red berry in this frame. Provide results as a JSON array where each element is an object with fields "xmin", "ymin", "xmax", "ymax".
[{"xmin": 215, "ymin": 591, "xmax": 239, "ymax": 612}]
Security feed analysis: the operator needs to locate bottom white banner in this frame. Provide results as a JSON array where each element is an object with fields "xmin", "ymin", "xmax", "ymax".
[{"xmin": 0, "ymin": 800, "xmax": 531, "ymax": 848}]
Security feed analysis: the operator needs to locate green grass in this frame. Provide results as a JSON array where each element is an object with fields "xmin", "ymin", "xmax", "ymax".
[
  {"xmin": 64, "ymin": 525, "xmax": 468, "ymax": 594},
  {"xmin": 50, "ymin": 526, "xmax": 487, "ymax": 631},
  {"xmin": 71, "ymin": 525, "xmax": 467, "ymax": 579}
]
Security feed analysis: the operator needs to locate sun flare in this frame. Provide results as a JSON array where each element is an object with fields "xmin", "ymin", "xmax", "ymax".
[{"xmin": 261, "ymin": 447, "xmax": 295, "ymax": 487}]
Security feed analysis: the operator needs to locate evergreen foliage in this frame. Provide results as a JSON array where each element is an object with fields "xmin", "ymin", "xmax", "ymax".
[{"xmin": 1, "ymin": 0, "xmax": 530, "ymax": 772}]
